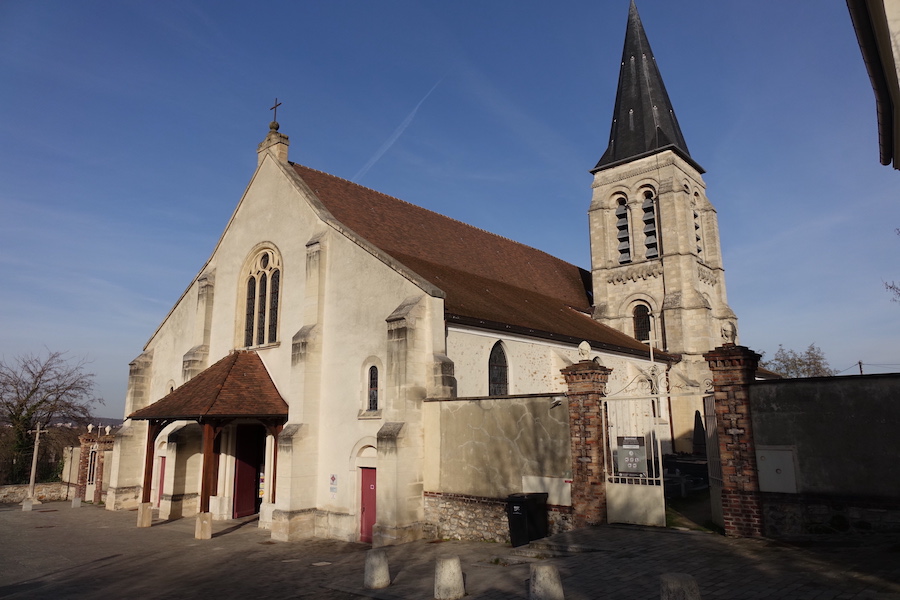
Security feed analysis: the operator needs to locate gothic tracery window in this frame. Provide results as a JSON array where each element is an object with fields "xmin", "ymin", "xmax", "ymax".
[
  {"xmin": 488, "ymin": 342, "xmax": 508, "ymax": 396},
  {"xmin": 243, "ymin": 248, "xmax": 281, "ymax": 347}
]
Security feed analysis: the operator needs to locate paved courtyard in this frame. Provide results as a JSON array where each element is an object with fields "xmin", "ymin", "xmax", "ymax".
[{"xmin": 1, "ymin": 502, "xmax": 898, "ymax": 599}]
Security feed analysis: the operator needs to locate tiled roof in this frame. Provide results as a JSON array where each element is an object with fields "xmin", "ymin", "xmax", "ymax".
[
  {"xmin": 130, "ymin": 351, "xmax": 288, "ymax": 420},
  {"xmin": 293, "ymin": 164, "xmax": 657, "ymax": 356}
]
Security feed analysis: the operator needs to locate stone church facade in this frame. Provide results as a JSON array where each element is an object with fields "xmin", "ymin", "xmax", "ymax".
[{"xmin": 106, "ymin": 2, "xmax": 736, "ymax": 543}]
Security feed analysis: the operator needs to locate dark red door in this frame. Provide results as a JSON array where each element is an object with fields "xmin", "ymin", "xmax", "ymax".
[
  {"xmin": 360, "ymin": 468, "xmax": 376, "ymax": 543},
  {"xmin": 233, "ymin": 425, "xmax": 265, "ymax": 518}
]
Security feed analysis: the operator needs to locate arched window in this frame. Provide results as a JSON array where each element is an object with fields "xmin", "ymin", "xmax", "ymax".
[
  {"xmin": 488, "ymin": 342, "xmax": 508, "ymax": 396},
  {"xmin": 642, "ymin": 190, "xmax": 659, "ymax": 259},
  {"xmin": 633, "ymin": 304, "xmax": 651, "ymax": 342},
  {"xmin": 615, "ymin": 198, "xmax": 631, "ymax": 264},
  {"xmin": 243, "ymin": 248, "xmax": 282, "ymax": 347},
  {"xmin": 367, "ymin": 366, "xmax": 379, "ymax": 411}
]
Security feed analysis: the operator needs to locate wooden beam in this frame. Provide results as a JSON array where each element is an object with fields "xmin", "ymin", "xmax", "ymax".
[
  {"xmin": 141, "ymin": 420, "xmax": 165, "ymax": 504},
  {"xmin": 199, "ymin": 422, "xmax": 217, "ymax": 513}
]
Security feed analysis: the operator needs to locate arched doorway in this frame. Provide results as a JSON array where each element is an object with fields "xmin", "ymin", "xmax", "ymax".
[{"xmin": 233, "ymin": 424, "xmax": 266, "ymax": 518}]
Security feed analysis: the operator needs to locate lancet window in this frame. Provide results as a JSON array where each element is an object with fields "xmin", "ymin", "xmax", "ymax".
[
  {"xmin": 615, "ymin": 198, "xmax": 631, "ymax": 264},
  {"xmin": 243, "ymin": 248, "xmax": 281, "ymax": 347},
  {"xmin": 368, "ymin": 366, "xmax": 379, "ymax": 411},
  {"xmin": 642, "ymin": 190, "xmax": 659, "ymax": 259},
  {"xmin": 488, "ymin": 342, "xmax": 508, "ymax": 396}
]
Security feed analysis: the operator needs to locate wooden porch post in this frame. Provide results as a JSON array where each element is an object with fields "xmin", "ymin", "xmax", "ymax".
[
  {"xmin": 195, "ymin": 421, "xmax": 219, "ymax": 540},
  {"xmin": 199, "ymin": 422, "xmax": 216, "ymax": 514},
  {"xmin": 138, "ymin": 419, "xmax": 164, "ymax": 527}
]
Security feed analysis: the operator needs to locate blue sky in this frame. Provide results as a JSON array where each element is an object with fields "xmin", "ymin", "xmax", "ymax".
[{"xmin": 2, "ymin": 1, "xmax": 898, "ymax": 418}]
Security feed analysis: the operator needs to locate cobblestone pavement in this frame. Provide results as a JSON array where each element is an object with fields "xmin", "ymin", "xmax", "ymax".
[{"xmin": 2, "ymin": 502, "xmax": 899, "ymax": 599}]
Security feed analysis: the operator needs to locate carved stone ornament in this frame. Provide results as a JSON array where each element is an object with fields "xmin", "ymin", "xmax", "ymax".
[
  {"xmin": 697, "ymin": 263, "xmax": 719, "ymax": 286},
  {"xmin": 578, "ymin": 341, "xmax": 591, "ymax": 360},
  {"xmin": 721, "ymin": 321, "xmax": 737, "ymax": 344},
  {"xmin": 606, "ymin": 263, "xmax": 663, "ymax": 285}
]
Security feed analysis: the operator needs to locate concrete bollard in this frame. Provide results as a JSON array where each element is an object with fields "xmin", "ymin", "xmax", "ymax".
[
  {"xmin": 21, "ymin": 499, "xmax": 33, "ymax": 512},
  {"xmin": 660, "ymin": 573, "xmax": 701, "ymax": 600},
  {"xmin": 434, "ymin": 556, "xmax": 465, "ymax": 600},
  {"xmin": 194, "ymin": 512, "xmax": 212, "ymax": 540},
  {"xmin": 529, "ymin": 563, "xmax": 565, "ymax": 600},
  {"xmin": 363, "ymin": 548, "xmax": 391, "ymax": 589},
  {"xmin": 71, "ymin": 497, "xmax": 81, "ymax": 509}
]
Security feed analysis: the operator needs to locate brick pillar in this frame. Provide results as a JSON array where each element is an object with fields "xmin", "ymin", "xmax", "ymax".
[
  {"xmin": 703, "ymin": 344, "xmax": 763, "ymax": 537},
  {"xmin": 75, "ymin": 433, "xmax": 93, "ymax": 501},
  {"xmin": 562, "ymin": 360, "xmax": 611, "ymax": 528}
]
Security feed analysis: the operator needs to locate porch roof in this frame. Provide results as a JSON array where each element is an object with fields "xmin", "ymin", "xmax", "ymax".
[{"xmin": 129, "ymin": 351, "xmax": 288, "ymax": 421}]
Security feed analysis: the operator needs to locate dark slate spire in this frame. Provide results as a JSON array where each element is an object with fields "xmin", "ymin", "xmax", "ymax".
[{"xmin": 593, "ymin": 1, "xmax": 703, "ymax": 173}]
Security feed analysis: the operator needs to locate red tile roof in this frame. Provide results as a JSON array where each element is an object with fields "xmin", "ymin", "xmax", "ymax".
[
  {"xmin": 130, "ymin": 351, "xmax": 288, "ymax": 420},
  {"xmin": 293, "ymin": 164, "xmax": 658, "ymax": 356}
]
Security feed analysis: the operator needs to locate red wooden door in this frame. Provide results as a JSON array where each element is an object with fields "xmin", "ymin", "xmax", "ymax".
[
  {"xmin": 360, "ymin": 468, "xmax": 376, "ymax": 543},
  {"xmin": 233, "ymin": 425, "xmax": 265, "ymax": 518},
  {"xmin": 156, "ymin": 457, "xmax": 166, "ymax": 508}
]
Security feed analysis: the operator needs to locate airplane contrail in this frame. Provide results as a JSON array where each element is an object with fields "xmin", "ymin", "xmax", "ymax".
[{"xmin": 353, "ymin": 78, "xmax": 444, "ymax": 183}]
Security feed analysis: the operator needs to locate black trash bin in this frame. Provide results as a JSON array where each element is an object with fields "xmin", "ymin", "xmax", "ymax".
[{"xmin": 506, "ymin": 492, "xmax": 549, "ymax": 547}]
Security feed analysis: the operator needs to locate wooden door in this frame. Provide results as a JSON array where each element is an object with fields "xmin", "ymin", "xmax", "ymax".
[
  {"xmin": 360, "ymin": 468, "xmax": 376, "ymax": 543},
  {"xmin": 233, "ymin": 425, "xmax": 265, "ymax": 518}
]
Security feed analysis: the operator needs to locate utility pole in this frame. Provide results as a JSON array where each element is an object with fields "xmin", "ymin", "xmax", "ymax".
[
  {"xmin": 22, "ymin": 422, "xmax": 43, "ymax": 510},
  {"xmin": 859, "ymin": 361, "xmax": 864, "ymax": 375}
]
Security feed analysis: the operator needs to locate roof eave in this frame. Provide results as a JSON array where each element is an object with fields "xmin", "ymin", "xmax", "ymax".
[
  {"xmin": 847, "ymin": 0, "xmax": 897, "ymax": 168},
  {"xmin": 446, "ymin": 313, "xmax": 679, "ymax": 364},
  {"xmin": 591, "ymin": 144, "xmax": 705, "ymax": 175}
]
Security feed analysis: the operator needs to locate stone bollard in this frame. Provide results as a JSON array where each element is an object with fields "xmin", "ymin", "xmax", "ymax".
[
  {"xmin": 529, "ymin": 563, "xmax": 565, "ymax": 600},
  {"xmin": 660, "ymin": 573, "xmax": 701, "ymax": 600},
  {"xmin": 434, "ymin": 556, "xmax": 465, "ymax": 600},
  {"xmin": 71, "ymin": 497, "xmax": 81, "ymax": 509},
  {"xmin": 363, "ymin": 548, "xmax": 391, "ymax": 589},
  {"xmin": 137, "ymin": 502, "xmax": 153, "ymax": 528},
  {"xmin": 194, "ymin": 512, "xmax": 212, "ymax": 540}
]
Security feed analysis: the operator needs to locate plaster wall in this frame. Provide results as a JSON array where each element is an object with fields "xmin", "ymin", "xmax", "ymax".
[
  {"xmin": 427, "ymin": 395, "xmax": 570, "ymax": 500},
  {"xmin": 446, "ymin": 327, "xmax": 658, "ymax": 399},
  {"xmin": 750, "ymin": 374, "xmax": 900, "ymax": 498}
]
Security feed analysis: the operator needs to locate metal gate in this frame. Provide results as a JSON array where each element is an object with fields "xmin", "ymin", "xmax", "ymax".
[
  {"xmin": 603, "ymin": 396, "xmax": 666, "ymax": 526},
  {"xmin": 703, "ymin": 394, "xmax": 724, "ymax": 528}
]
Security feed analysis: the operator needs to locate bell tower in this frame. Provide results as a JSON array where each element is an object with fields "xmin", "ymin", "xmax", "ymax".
[{"xmin": 589, "ymin": 2, "xmax": 737, "ymax": 410}]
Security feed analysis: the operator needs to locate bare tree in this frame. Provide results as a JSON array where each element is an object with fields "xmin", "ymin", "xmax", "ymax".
[
  {"xmin": 760, "ymin": 343, "xmax": 837, "ymax": 379},
  {"xmin": 887, "ymin": 229, "xmax": 900, "ymax": 302},
  {"xmin": 0, "ymin": 351, "xmax": 102, "ymax": 484}
]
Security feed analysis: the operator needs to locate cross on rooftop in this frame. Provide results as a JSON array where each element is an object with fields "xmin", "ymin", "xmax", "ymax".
[{"xmin": 270, "ymin": 98, "xmax": 282, "ymax": 121}]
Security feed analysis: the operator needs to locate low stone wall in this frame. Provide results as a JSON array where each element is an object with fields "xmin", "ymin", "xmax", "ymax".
[
  {"xmin": 0, "ymin": 482, "xmax": 75, "ymax": 504},
  {"xmin": 762, "ymin": 492, "xmax": 900, "ymax": 537},
  {"xmin": 424, "ymin": 491, "xmax": 574, "ymax": 543}
]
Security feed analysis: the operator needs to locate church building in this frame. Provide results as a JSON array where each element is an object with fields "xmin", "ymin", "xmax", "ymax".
[{"xmin": 106, "ymin": 2, "xmax": 737, "ymax": 544}]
